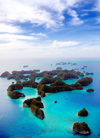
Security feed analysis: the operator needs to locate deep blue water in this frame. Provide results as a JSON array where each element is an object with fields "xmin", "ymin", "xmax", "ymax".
[{"xmin": 0, "ymin": 58, "xmax": 100, "ymax": 138}]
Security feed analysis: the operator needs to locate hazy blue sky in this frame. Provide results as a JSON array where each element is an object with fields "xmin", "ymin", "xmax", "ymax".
[{"xmin": 0, "ymin": 0, "xmax": 100, "ymax": 59}]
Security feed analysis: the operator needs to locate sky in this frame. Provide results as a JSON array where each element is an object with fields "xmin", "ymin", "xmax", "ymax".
[{"xmin": 0, "ymin": 0, "xmax": 100, "ymax": 59}]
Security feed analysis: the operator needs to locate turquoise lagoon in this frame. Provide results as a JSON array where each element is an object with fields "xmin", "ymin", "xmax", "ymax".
[{"xmin": 0, "ymin": 58, "xmax": 100, "ymax": 138}]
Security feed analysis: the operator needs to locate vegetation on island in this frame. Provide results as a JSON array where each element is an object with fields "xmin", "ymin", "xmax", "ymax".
[
  {"xmin": 7, "ymin": 83, "xmax": 23, "ymax": 91},
  {"xmin": 30, "ymin": 105, "xmax": 45, "ymax": 119},
  {"xmin": 23, "ymin": 97, "xmax": 44, "ymax": 108},
  {"xmin": 76, "ymin": 77, "xmax": 93, "ymax": 86},
  {"xmin": 62, "ymin": 72, "xmax": 79, "ymax": 80},
  {"xmin": 8, "ymin": 91, "xmax": 25, "ymax": 99},
  {"xmin": 37, "ymin": 77, "xmax": 92, "ymax": 97}
]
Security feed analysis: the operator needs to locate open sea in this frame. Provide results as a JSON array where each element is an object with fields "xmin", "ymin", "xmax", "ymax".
[{"xmin": 0, "ymin": 57, "xmax": 100, "ymax": 138}]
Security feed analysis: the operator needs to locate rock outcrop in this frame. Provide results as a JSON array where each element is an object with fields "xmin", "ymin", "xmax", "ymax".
[{"xmin": 73, "ymin": 122, "xmax": 91, "ymax": 135}]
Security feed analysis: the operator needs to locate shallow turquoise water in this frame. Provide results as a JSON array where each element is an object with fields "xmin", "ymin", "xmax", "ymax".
[{"xmin": 0, "ymin": 58, "xmax": 100, "ymax": 138}]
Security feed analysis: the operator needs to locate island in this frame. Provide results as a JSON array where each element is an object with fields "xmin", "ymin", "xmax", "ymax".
[
  {"xmin": 8, "ymin": 91, "xmax": 25, "ymax": 99},
  {"xmin": 0, "ymin": 68, "xmax": 93, "ymax": 126},
  {"xmin": 0, "ymin": 71, "xmax": 10, "ymax": 77},
  {"xmin": 56, "ymin": 67, "xmax": 62, "ymax": 70},
  {"xmin": 78, "ymin": 108, "xmax": 88, "ymax": 116},
  {"xmin": 86, "ymin": 89, "xmax": 94, "ymax": 92},
  {"xmin": 73, "ymin": 122, "xmax": 91, "ymax": 135},
  {"xmin": 37, "ymin": 77, "xmax": 92, "ymax": 97},
  {"xmin": 85, "ymin": 72, "xmax": 94, "ymax": 75},
  {"xmin": 5, "ymin": 69, "xmax": 93, "ymax": 98},
  {"xmin": 23, "ymin": 65, "xmax": 28, "ymax": 67},
  {"xmin": 54, "ymin": 100, "xmax": 57, "ymax": 103},
  {"xmin": 23, "ymin": 97, "xmax": 45, "ymax": 119}
]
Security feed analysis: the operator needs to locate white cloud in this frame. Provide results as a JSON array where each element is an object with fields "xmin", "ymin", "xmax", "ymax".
[
  {"xmin": 0, "ymin": 34, "xmax": 37, "ymax": 42},
  {"xmin": 31, "ymin": 32, "xmax": 47, "ymax": 37},
  {"xmin": 91, "ymin": 0, "xmax": 100, "ymax": 24},
  {"xmin": 96, "ymin": 17, "xmax": 100, "ymax": 23},
  {"xmin": 52, "ymin": 40, "xmax": 80, "ymax": 48},
  {"xmin": 68, "ymin": 9, "xmax": 83, "ymax": 25},
  {"xmin": 81, "ymin": 13, "xmax": 88, "ymax": 17},
  {"xmin": 71, "ymin": 17, "xmax": 83, "ymax": 25},
  {"xmin": 93, "ymin": 0, "xmax": 100, "ymax": 12},
  {"xmin": 0, "ymin": 39, "xmax": 80, "ymax": 54},
  {"xmin": 0, "ymin": 40, "xmax": 32, "ymax": 51},
  {"xmin": 0, "ymin": 23, "xmax": 23, "ymax": 33},
  {"xmin": 0, "ymin": 0, "xmax": 63, "ymax": 28},
  {"xmin": 0, "ymin": 0, "xmax": 84, "ymax": 29},
  {"xmin": 82, "ymin": 47, "xmax": 92, "ymax": 51},
  {"xmin": 65, "ymin": 0, "xmax": 83, "ymax": 7},
  {"xmin": 0, "ymin": 0, "xmax": 99, "ymax": 59},
  {"xmin": 0, "ymin": 39, "xmax": 46, "ymax": 59}
]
